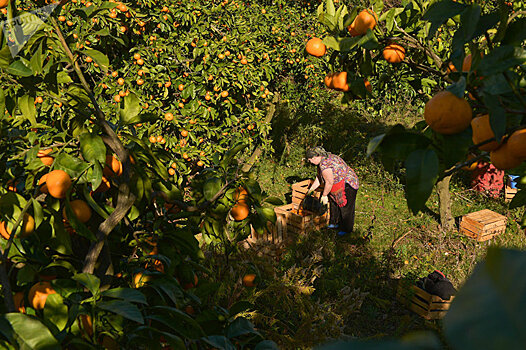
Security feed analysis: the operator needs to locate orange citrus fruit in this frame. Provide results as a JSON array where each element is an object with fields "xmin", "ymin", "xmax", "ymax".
[
  {"xmin": 63, "ymin": 199, "xmax": 92, "ymax": 223},
  {"xmin": 0, "ymin": 213, "xmax": 35, "ymax": 240},
  {"xmin": 28, "ymin": 281, "xmax": 56, "ymax": 310},
  {"xmin": 104, "ymin": 154, "xmax": 123, "ymax": 177},
  {"xmin": 383, "ymin": 44, "xmax": 405, "ymax": 63},
  {"xmin": 471, "ymin": 114, "xmax": 501, "ymax": 151},
  {"xmin": 305, "ymin": 37, "xmax": 326, "ymax": 57},
  {"xmin": 351, "ymin": 9, "xmax": 377, "ymax": 36},
  {"xmin": 490, "ymin": 143, "xmax": 523, "ymax": 170},
  {"xmin": 424, "ymin": 91, "xmax": 472, "ymax": 134},
  {"xmin": 242, "ymin": 273, "xmax": 256, "ymax": 287},
  {"xmin": 507, "ymin": 128, "xmax": 526, "ymax": 160},
  {"xmin": 231, "ymin": 201, "xmax": 250, "ymax": 221}
]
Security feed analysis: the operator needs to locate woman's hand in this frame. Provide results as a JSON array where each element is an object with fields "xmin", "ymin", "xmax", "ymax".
[{"xmin": 320, "ymin": 195, "xmax": 329, "ymax": 205}]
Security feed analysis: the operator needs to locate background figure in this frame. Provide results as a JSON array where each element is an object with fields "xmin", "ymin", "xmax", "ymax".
[{"xmin": 305, "ymin": 146, "xmax": 359, "ymax": 236}]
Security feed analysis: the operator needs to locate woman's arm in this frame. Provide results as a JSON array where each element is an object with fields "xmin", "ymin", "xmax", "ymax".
[
  {"xmin": 321, "ymin": 168, "xmax": 334, "ymax": 196},
  {"xmin": 308, "ymin": 176, "xmax": 320, "ymax": 193}
]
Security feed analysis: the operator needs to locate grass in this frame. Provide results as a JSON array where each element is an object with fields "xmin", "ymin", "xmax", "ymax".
[{"xmin": 204, "ymin": 96, "xmax": 526, "ymax": 348}]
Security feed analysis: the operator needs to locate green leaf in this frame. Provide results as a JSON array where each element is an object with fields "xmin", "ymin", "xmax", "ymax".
[
  {"xmin": 0, "ymin": 88, "xmax": 5, "ymax": 116},
  {"xmin": 79, "ymin": 132, "xmax": 106, "ymax": 164},
  {"xmin": 220, "ymin": 142, "xmax": 248, "ymax": 169},
  {"xmin": 357, "ymin": 30, "xmax": 379, "ymax": 50},
  {"xmin": 404, "ymin": 149, "xmax": 439, "ymax": 214},
  {"xmin": 483, "ymin": 94, "xmax": 507, "ymax": 141},
  {"xmin": 101, "ymin": 288, "xmax": 147, "ymax": 304},
  {"xmin": 472, "ymin": 12, "xmax": 500, "ymax": 39},
  {"xmin": 478, "ymin": 46, "xmax": 526, "ymax": 76},
  {"xmin": 43, "ymin": 294, "xmax": 68, "ymax": 332},
  {"xmin": 226, "ymin": 317, "xmax": 261, "ymax": 339},
  {"xmin": 31, "ymin": 198, "xmax": 43, "ymax": 229},
  {"xmin": 97, "ymin": 300, "xmax": 144, "ymax": 324},
  {"xmin": 0, "ymin": 45, "xmax": 13, "ymax": 68},
  {"xmin": 7, "ymin": 60, "xmax": 33, "ymax": 77},
  {"xmin": 54, "ymin": 153, "xmax": 90, "ymax": 179},
  {"xmin": 422, "ymin": 0, "xmax": 467, "ymax": 37},
  {"xmin": 119, "ymin": 93, "xmax": 142, "ymax": 125},
  {"xmin": 444, "ymin": 248, "xmax": 526, "ymax": 349},
  {"xmin": 435, "ymin": 128, "xmax": 473, "ymax": 169},
  {"xmin": 451, "ymin": 5, "xmax": 481, "ymax": 53},
  {"xmin": 79, "ymin": 50, "xmax": 108, "ymax": 71},
  {"xmin": 3, "ymin": 313, "xmax": 60, "ymax": 350},
  {"xmin": 367, "ymin": 133, "xmax": 386, "ymax": 157},
  {"xmin": 509, "ymin": 189, "xmax": 526, "ymax": 209},
  {"xmin": 325, "ymin": 0, "xmax": 335, "ymax": 17},
  {"xmin": 202, "ymin": 336, "xmax": 236, "ymax": 350},
  {"xmin": 255, "ymin": 340, "xmax": 280, "ymax": 350},
  {"xmin": 72, "ymin": 273, "xmax": 100, "ymax": 295},
  {"xmin": 18, "ymin": 95, "xmax": 37, "ymax": 126},
  {"xmin": 502, "ymin": 18, "xmax": 526, "ymax": 46},
  {"xmin": 29, "ymin": 42, "xmax": 44, "ymax": 75},
  {"xmin": 229, "ymin": 301, "xmax": 254, "ymax": 317},
  {"xmin": 203, "ymin": 177, "xmax": 222, "ymax": 201},
  {"xmin": 125, "ymin": 112, "xmax": 158, "ymax": 125},
  {"xmin": 446, "ymin": 76, "xmax": 466, "ymax": 98},
  {"xmin": 256, "ymin": 207, "xmax": 276, "ymax": 224},
  {"xmin": 263, "ymin": 196, "xmax": 283, "ymax": 205}
]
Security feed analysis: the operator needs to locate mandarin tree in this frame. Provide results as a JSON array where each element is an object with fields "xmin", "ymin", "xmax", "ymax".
[
  {"xmin": 0, "ymin": 0, "xmax": 320, "ymax": 347},
  {"xmin": 312, "ymin": 0, "xmax": 526, "ymax": 229}
]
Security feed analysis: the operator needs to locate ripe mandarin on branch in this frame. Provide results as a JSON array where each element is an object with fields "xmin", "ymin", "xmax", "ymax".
[
  {"xmin": 305, "ymin": 37, "xmax": 326, "ymax": 57},
  {"xmin": 383, "ymin": 44, "xmax": 405, "ymax": 63},
  {"xmin": 424, "ymin": 91, "xmax": 472, "ymax": 135},
  {"xmin": 471, "ymin": 114, "xmax": 501, "ymax": 151},
  {"xmin": 506, "ymin": 128, "xmax": 526, "ymax": 160},
  {"xmin": 46, "ymin": 170, "xmax": 72, "ymax": 199}
]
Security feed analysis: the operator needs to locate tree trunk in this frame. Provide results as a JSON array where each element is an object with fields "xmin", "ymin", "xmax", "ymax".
[
  {"xmin": 241, "ymin": 93, "xmax": 279, "ymax": 172},
  {"xmin": 437, "ymin": 174, "xmax": 455, "ymax": 231}
]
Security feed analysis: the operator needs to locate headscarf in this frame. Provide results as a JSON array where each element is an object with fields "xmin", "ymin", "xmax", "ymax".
[{"xmin": 305, "ymin": 146, "xmax": 329, "ymax": 160}]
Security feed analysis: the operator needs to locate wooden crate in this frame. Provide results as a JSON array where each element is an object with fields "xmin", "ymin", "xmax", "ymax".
[
  {"xmin": 397, "ymin": 283, "xmax": 454, "ymax": 320},
  {"xmin": 291, "ymin": 179, "xmax": 324, "ymax": 205},
  {"xmin": 505, "ymin": 186, "xmax": 517, "ymax": 203},
  {"xmin": 459, "ymin": 209, "xmax": 506, "ymax": 242},
  {"xmin": 274, "ymin": 203, "xmax": 329, "ymax": 240}
]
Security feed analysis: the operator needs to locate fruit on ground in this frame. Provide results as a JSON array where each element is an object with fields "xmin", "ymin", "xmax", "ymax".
[
  {"xmin": 242, "ymin": 273, "xmax": 256, "ymax": 287},
  {"xmin": 37, "ymin": 149, "xmax": 54, "ymax": 166},
  {"xmin": 490, "ymin": 143, "xmax": 523, "ymax": 170},
  {"xmin": 382, "ymin": 44, "xmax": 405, "ymax": 63},
  {"xmin": 103, "ymin": 154, "xmax": 123, "ymax": 177},
  {"xmin": 63, "ymin": 199, "xmax": 92, "ymax": 223},
  {"xmin": 324, "ymin": 72, "xmax": 349, "ymax": 92},
  {"xmin": 231, "ymin": 201, "xmax": 250, "ymax": 221},
  {"xmin": 46, "ymin": 170, "xmax": 72, "ymax": 199},
  {"xmin": 507, "ymin": 128, "xmax": 526, "ymax": 159},
  {"xmin": 0, "ymin": 213, "xmax": 35, "ymax": 240},
  {"xmin": 28, "ymin": 281, "xmax": 56, "ymax": 310},
  {"xmin": 348, "ymin": 9, "xmax": 377, "ymax": 36},
  {"xmin": 471, "ymin": 114, "xmax": 501, "ymax": 151},
  {"xmin": 305, "ymin": 37, "xmax": 326, "ymax": 57},
  {"xmin": 424, "ymin": 91, "xmax": 472, "ymax": 134}
]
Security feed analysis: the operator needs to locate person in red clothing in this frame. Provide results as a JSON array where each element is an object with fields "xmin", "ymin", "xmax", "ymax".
[{"xmin": 305, "ymin": 146, "xmax": 359, "ymax": 236}]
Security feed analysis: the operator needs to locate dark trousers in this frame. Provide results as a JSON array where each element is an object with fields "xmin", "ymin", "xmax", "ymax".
[{"xmin": 329, "ymin": 184, "xmax": 357, "ymax": 233}]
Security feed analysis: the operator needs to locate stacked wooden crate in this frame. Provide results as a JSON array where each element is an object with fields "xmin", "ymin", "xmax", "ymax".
[
  {"xmin": 249, "ymin": 180, "xmax": 329, "ymax": 244},
  {"xmin": 459, "ymin": 209, "xmax": 507, "ymax": 242}
]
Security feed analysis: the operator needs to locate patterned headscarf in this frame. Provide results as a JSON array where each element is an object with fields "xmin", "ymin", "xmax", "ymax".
[{"xmin": 305, "ymin": 146, "xmax": 329, "ymax": 159}]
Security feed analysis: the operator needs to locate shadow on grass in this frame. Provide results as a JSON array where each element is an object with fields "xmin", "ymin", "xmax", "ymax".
[{"xmin": 242, "ymin": 227, "xmax": 432, "ymax": 348}]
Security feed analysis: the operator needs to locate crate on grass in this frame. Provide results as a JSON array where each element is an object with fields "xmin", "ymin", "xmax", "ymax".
[
  {"xmin": 274, "ymin": 203, "xmax": 329, "ymax": 240},
  {"xmin": 459, "ymin": 209, "xmax": 507, "ymax": 242},
  {"xmin": 397, "ymin": 283, "xmax": 454, "ymax": 320}
]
